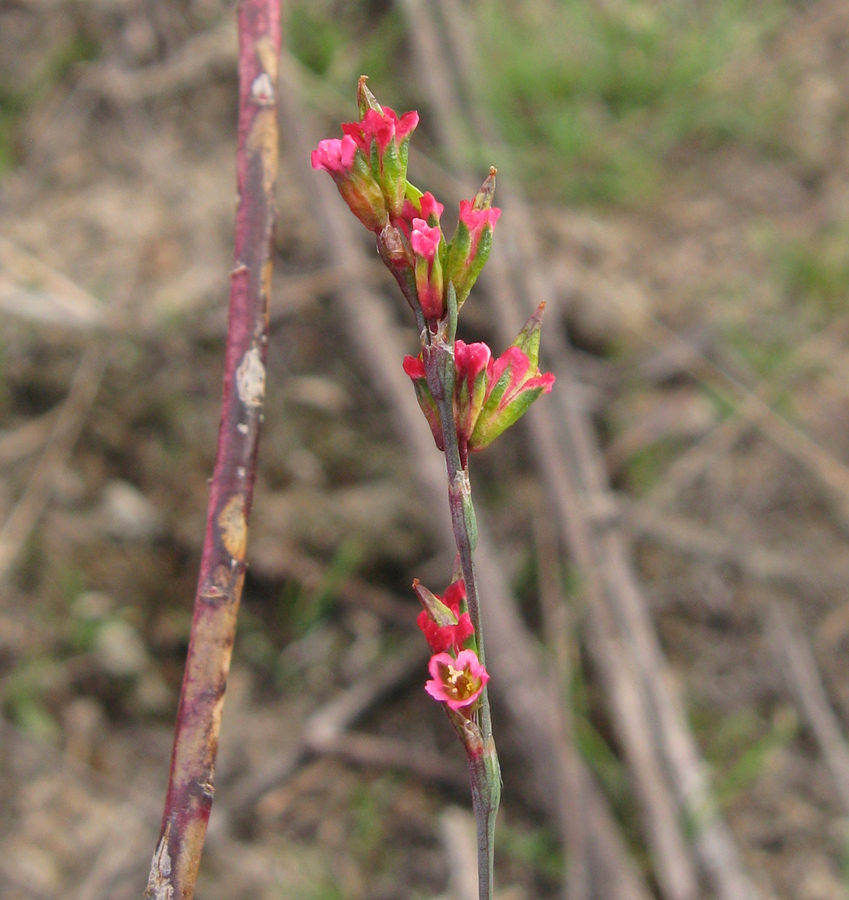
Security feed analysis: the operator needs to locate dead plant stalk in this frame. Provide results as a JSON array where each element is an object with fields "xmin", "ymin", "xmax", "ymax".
[{"xmin": 143, "ymin": 4, "xmax": 280, "ymax": 899}]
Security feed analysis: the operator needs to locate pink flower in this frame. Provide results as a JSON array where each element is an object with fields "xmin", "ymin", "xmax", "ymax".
[
  {"xmin": 453, "ymin": 340, "xmax": 491, "ymax": 463},
  {"xmin": 403, "ymin": 308, "xmax": 553, "ymax": 459},
  {"xmin": 399, "ymin": 193, "xmax": 444, "ymax": 239},
  {"xmin": 416, "ymin": 578, "xmax": 474, "ymax": 653},
  {"xmin": 403, "ymin": 354, "xmax": 443, "ymax": 450},
  {"xmin": 419, "ymin": 192, "xmax": 444, "ymax": 223},
  {"xmin": 411, "ymin": 218, "xmax": 444, "ymax": 321},
  {"xmin": 340, "ymin": 105, "xmax": 419, "ymax": 219},
  {"xmin": 343, "ymin": 107, "xmax": 419, "ymax": 155},
  {"xmin": 409, "ymin": 192, "xmax": 445, "ymax": 226},
  {"xmin": 410, "ymin": 219, "xmax": 440, "ymax": 260},
  {"xmin": 310, "ymin": 136, "xmax": 357, "ymax": 176},
  {"xmin": 469, "ymin": 303, "xmax": 555, "ymax": 451},
  {"xmin": 458, "ymin": 200, "xmax": 501, "ymax": 258},
  {"xmin": 445, "ymin": 171, "xmax": 501, "ymax": 309},
  {"xmin": 403, "ymin": 340, "xmax": 495, "ymax": 461},
  {"xmin": 425, "ymin": 649, "xmax": 489, "ymax": 710},
  {"xmin": 310, "ymin": 133, "xmax": 387, "ymax": 232}
]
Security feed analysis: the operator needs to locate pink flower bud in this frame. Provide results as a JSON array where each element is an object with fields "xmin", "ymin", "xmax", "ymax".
[
  {"xmin": 403, "ymin": 354, "xmax": 444, "ymax": 450},
  {"xmin": 400, "ymin": 192, "xmax": 444, "ymax": 236},
  {"xmin": 310, "ymin": 136, "xmax": 357, "ymax": 175},
  {"xmin": 445, "ymin": 171, "xmax": 501, "ymax": 309},
  {"xmin": 411, "ymin": 219, "xmax": 444, "ymax": 321},
  {"xmin": 415, "ymin": 578, "xmax": 474, "ymax": 654},
  {"xmin": 341, "ymin": 103, "xmax": 419, "ymax": 219},
  {"xmin": 410, "ymin": 219, "xmax": 440, "ymax": 260},
  {"xmin": 418, "ymin": 192, "xmax": 445, "ymax": 225},
  {"xmin": 469, "ymin": 303, "xmax": 555, "ymax": 451},
  {"xmin": 311, "ymin": 134, "xmax": 388, "ymax": 232},
  {"xmin": 458, "ymin": 200, "xmax": 501, "ymax": 256},
  {"xmin": 425, "ymin": 649, "xmax": 489, "ymax": 710},
  {"xmin": 454, "ymin": 340, "xmax": 491, "ymax": 463}
]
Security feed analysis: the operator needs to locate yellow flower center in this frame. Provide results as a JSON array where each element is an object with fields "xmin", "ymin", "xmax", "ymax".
[{"xmin": 443, "ymin": 663, "xmax": 476, "ymax": 700}]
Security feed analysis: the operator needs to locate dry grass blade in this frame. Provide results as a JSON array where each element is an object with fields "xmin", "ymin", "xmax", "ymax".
[
  {"xmin": 0, "ymin": 344, "xmax": 107, "ymax": 587},
  {"xmin": 0, "ymin": 236, "xmax": 105, "ymax": 331},
  {"xmin": 0, "ymin": 243, "xmax": 110, "ymax": 587},
  {"xmin": 534, "ymin": 512, "xmax": 588, "ymax": 900},
  {"xmin": 624, "ymin": 502, "xmax": 842, "ymax": 591},
  {"xmin": 80, "ymin": 21, "xmax": 238, "ymax": 104},
  {"xmin": 0, "ymin": 406, "xmax": 59, "ymax": 469},
  {"xmin": 643, "ymin": 320, "xmax": 849, "ymax": 526},
  {"xmin": 766, "ymin": 601, "xmax": 849, "ymax": 815},
  {"xmin": 227, "ymin": 637, "xmax": 429, "ymax": 820},
  {"xmin": 313, "ymin": 731, "xmax": 469, "ymax": 791},
  {"xmin": 440, "ymin": 807, "xmax": 481, "ymax": 900}
]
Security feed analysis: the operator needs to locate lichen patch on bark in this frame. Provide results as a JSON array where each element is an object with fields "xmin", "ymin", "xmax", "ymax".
[{"xmin": 235, "ymin": 345, "xmax": 265, "ymax": 408}]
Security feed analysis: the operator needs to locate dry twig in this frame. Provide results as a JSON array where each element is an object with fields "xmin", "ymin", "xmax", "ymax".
[
  {"xmin": 624, "ymin": 501, "xmax": 843, "ymax": 591},
  {"xmin": 766, "ymin": 601, "xmax": 849, "ymax": 815},
  {"xmin": 144, "ymin": 5, "xmax": 280, "ymax": 898},
  {"xmin": 534, "ymin": 511, "xmax": 589, "ymax": 900},
  {"xmin": 644, "ymin": 319, "xmax": 849, "ymax": 524},
  {"xmin": 227, "ymin": 637, "xmax": 430, "ymax": 819},
  {"xmin": 0, "ymin": 345, "xmax": 107, "ymax": 586}
]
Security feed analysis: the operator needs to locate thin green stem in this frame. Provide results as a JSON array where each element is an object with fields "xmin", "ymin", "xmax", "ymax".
[{"xmin": 422, "ymin": 287, "xmax": 501, "ymax": 900}]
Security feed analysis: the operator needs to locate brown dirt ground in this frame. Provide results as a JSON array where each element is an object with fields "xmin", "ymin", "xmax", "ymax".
[{"xmin": 3, "ymin": 1, "xmax": 849, "ymax": 899}]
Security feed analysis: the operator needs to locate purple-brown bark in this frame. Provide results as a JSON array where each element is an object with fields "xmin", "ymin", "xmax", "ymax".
[{"xmin": 144, "ymin": 4, "xmax": 280, "ymax": 899}]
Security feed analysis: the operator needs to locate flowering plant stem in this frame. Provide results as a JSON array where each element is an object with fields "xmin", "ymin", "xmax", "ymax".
[
  {"xmin": 424, "ymin": 289, "xmax": 500, "ymax": 900},
  {"xmin": 143, "ymin": 4, "xmax": 280, "ymax": 899},
  {"xmin": 311, "ymin": 77, "xmax": 553, "ymax": 900}
]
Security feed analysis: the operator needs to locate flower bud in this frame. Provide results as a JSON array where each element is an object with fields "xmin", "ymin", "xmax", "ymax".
[
  {"xmin": 342, "ymin": 100, "xmax": 418, "ymax": 220},
  {"xmin": 402, "ymin": 355, "xmax": 444, "ymax": 450},
  {"xmin": 410, "ymin": 218, "xmax": 445, "ymax": 322},
  {"xmin": 469, "ymin": 303, "xmax": 555, "ymax": 451},
  {"xmin": 356, "ymin": 74, "xmax": 383, "ymax": 118},
  {"xmin": 446, "ymin": 169, "xmax": 501, "ymax": 308},
  {"xmin": 311, "ymin": 135, "xmax": 388, "ymax": 232},
  {"xmin": 414, "ymin": 578, "xmax": 474, "ymax": 654},
  {"xmin": 453, "ymin": 340, "xmax": 491, "ymax": 462}
]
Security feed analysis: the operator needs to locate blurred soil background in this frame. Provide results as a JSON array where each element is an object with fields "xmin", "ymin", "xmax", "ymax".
[{"xmin": 2, "ymin": 1, "xmax": 849, "ymax": 898}]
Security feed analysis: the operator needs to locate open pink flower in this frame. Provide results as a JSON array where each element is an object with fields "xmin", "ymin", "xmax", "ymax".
[
  {"xmin": 416, "ymin": 578, "xmax": 474, "ymax": 653},
  {"xmin": 425, "ymin": 649, "xmax": 489, "ymax": 710}
]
